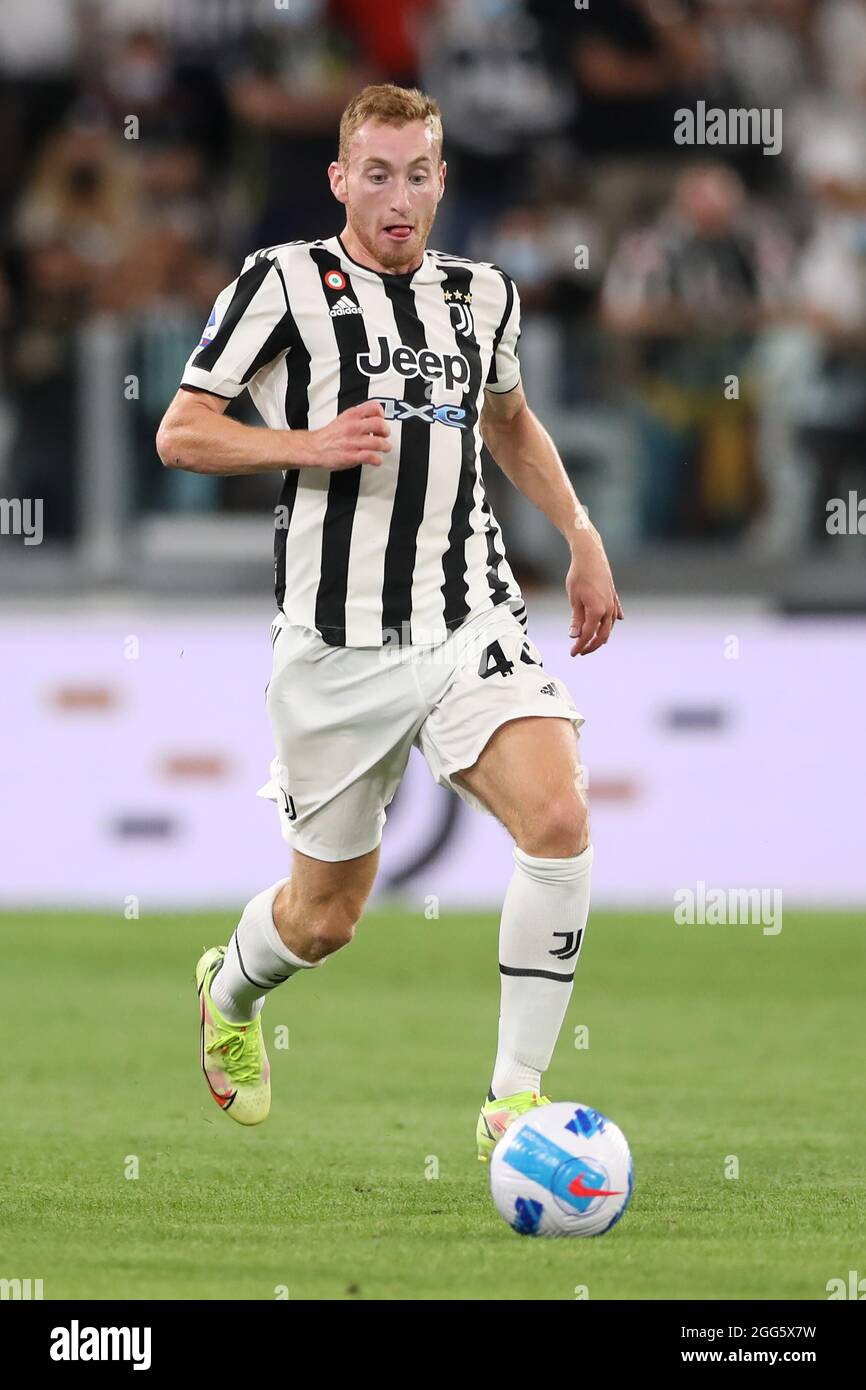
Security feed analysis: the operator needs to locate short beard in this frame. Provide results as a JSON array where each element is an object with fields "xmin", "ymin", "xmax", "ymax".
[{"xmin": 348, "ymin": 204, "xmax": 437, "ymax": 271}]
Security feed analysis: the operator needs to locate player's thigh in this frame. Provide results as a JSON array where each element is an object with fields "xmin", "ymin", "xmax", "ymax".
[
  {"xmin": 453, "ymin": 714, "xmax": 589, "ymax": 854},
  {"xmin": 416, "ymin": 609, "xmax": 587, "ymax": 850},
  {"xmin": 263, "ymin": 618, "xmax": 419, "ymax": 861}
]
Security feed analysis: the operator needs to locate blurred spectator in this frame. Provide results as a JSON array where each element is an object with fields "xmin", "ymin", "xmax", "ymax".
[
  {"xmin": 0, "ymin": 0, "xmax": 80, "ymax": 229},
  {"xmin": 530, "ymin": 0, "xmax": 724, "ymax": 149},
  {"xmin": 8, "ymin": 119, "xmax": 142, "ymax": 534},
  {"xmin": 472, "ymin": 155, "xmax": 606, "ymax": 404},
  {"xmin": 81, "ymin": 27, "xmax": 230, "ymax": 171},
  {"xmin": 700, "ymin": 0, "xmax": 813, "ymax": 110},
  {"xmin": 811, "ymin": 0, "xmax": 866, "ymax": 101},
  {"xmin": 530, "ymin": 0, "xmax": 731, "ymax": 243},
  {"xmin": 0, "ymin": 262, "xmax": 14, "ymax": 493},
  {"xmin": 13, "ymin": 119, "xmax": 226, "ymax": 319},
  {"xmin": 477, "ymin": 199, "xmax": 602, "ymax": 312},
  {"xmin": 0, "ymin": 0, "xmax": 78, "ymax": 75},
  {"xmin": 788, "ymin": 142, "xmax": 866, "ymax": 539},
  {"xmin": 419, "ymin": 0, "xmax": 574, "ymax": 252},
  {"xmin": 224, "ymin": 1, "xmax": 373, "ymax": 247},
  {"xmin": 602, "ymin": 163, "xmax": 793, "ymax": 538},
  {"xmin": 330, "ymin": 0, "xmax": 439, "ymax": 86},
  {"xmin": 789, "ymin": 0, "xmax": 866, "ymax": 195},
  {"xmin": 698, "ymin": 0, "xmax": 828, "ymax": 191},
  {"xmin": 14, "ymin": 122, "xmax": 140, "ymax": 317},
  {"xmin": 8, "ymin": 115, "xmax": 230, "ymax": 534}
]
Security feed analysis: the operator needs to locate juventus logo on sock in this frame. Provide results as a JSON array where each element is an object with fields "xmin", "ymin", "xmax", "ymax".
[{"xmin": 549, "ymin": 929, "xmax": 583, "ymax": 961}]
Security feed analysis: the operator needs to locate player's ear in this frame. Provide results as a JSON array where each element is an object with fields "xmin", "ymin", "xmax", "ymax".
[
  {"xmin": 438, "ymin": 160, "xmax": 447, "ymax": 201},
  {"xmin": 328, "ymin": 160, "xmax": 348, "ymax": 205}
]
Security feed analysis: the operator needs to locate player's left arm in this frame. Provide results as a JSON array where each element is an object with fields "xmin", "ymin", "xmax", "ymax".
[{"xmin": 480, "ymin": 380, "xmax": 623, "ymax": 657}]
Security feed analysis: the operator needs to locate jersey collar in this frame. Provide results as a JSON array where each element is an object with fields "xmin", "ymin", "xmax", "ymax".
[{"xmin": 327, "ymin": 234, "xmax": 442, "ymax": 285}]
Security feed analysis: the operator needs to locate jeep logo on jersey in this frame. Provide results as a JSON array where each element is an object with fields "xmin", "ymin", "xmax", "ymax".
[
  {"xmin": 357, "ymin": 337, "xmax": 470, "ymax": 391},
  {"xmin": 370, "ymin": 397, "xmax": 468, "ymax": 428}
]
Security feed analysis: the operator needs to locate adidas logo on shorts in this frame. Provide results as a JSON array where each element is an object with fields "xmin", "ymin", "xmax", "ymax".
[
  {"xmin": 539, "ymin": 681, "xmax": 558, "ymax": 697},
  {"xmin": 329, "ymin": 296, "xmax": 363, "ymax": 317}
]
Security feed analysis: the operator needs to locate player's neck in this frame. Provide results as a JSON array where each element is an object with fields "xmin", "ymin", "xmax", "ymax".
[{"xmin": 338, "ymin": 224, "xmax": 424, "ymax": 278}]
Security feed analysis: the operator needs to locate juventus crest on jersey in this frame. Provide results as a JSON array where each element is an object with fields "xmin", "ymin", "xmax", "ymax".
[{"xmin": 181, "ymin": 234, "xmax": 527, "ymax": 648}]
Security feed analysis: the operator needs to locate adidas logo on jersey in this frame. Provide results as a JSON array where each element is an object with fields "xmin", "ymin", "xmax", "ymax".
[
  {"xmin": 539, "ymin": 681, "xmax": 558, "ymax": 697},
  {"xmin": 330, "ymin": 296, "xmax": 363, "ymax": 317}
]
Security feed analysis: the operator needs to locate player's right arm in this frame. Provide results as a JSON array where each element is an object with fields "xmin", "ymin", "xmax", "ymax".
[
  {"xmin": 156, "ymin": 390, "xmax": 389, "ymax": 475},
  {"xmin": 156, "ymin": 250, "xmax": 389, "ymax": 474}
]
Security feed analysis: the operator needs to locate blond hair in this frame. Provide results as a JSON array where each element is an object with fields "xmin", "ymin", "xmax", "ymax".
[{"xmin": 338, "ymin": 84, "xmax": 443, "ymax": 166}]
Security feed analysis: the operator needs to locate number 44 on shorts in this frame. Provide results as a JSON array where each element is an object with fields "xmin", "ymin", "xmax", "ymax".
[{"xmin": 477, "ymin": 639, "xmax": 540, "ymax": 680}]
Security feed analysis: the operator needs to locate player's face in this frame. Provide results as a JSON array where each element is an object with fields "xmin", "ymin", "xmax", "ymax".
[{"xmin": 332, "ymin": 119, "xmax": 445, "ymax": 272}]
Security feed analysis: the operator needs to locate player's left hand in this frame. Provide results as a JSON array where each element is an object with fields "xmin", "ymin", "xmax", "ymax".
[{"xmin": 566, "ymin": 528, "xmax": 623, "ymax": 657}]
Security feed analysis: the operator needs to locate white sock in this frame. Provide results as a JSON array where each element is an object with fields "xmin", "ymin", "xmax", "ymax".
[
  {"xmin": 490, "ymin": 843, "xmax": 594, "ymax": 1100},
  {"xmin": 210, "ymin": 879, "xmax": 319, "ymax": 1023}
]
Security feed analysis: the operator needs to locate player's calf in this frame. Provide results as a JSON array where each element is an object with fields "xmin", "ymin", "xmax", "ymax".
[
  {"xmin": 271, "ymin": 845, "xmax": 379, "ymax": 963},
  {"xmin": 273, "ymin": 881, "xmax": 364, "ymax": 961},
  {"xmin": 209, "ymin": 879, "xmax": 322, "ymax": 1027}
]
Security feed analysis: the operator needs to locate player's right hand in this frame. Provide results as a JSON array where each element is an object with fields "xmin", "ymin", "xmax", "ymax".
[{"xmin": 308, "ymin": 401, "xmax": 391, "ymax": 470}]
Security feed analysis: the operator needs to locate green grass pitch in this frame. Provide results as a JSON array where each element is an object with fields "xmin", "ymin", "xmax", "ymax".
[{"xmin": 2, "ymin": 906, "xmax": 863, "ymax": 1300}]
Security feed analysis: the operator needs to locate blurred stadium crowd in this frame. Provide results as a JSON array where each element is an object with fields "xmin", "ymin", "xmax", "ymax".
[{"xmin": 1, "ymin": 0, "xmax": 866, "ymax": 577}]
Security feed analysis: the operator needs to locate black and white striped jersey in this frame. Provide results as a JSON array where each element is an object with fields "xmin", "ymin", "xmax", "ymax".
[{"xmin": 180, "ymin": 233, "xmax": 527, "ymax": 648}]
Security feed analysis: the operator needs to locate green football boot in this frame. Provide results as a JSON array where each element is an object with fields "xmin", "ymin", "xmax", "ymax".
[
  {"xmin": 476, "ymin": 1090, "xmax": 551, "ymax": 1162},
  {"xmin": 196, "ymin": 946, "xmax": 271, "ymax": 1125}
]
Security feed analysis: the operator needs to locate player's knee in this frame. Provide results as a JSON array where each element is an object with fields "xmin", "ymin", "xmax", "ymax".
[{"xmin": 520, "ymin": 794, "xmax": 589, "ymax": 858}]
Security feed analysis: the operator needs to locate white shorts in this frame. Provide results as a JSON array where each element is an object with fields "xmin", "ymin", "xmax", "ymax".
[{"xmin": 257, "ymin": 602, "xmax": 584, "ymax": 862}]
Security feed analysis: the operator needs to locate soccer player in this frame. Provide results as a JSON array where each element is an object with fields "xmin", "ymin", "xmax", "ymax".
[{"xmin": 156, "ymin": 85, "xmax": 622, "ymax": 1159}]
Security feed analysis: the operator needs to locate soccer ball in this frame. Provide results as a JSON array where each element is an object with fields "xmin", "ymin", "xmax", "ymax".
[{"xmin": 489, "ymin": 1102, "xmax": 634, "ymax": 1237}]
